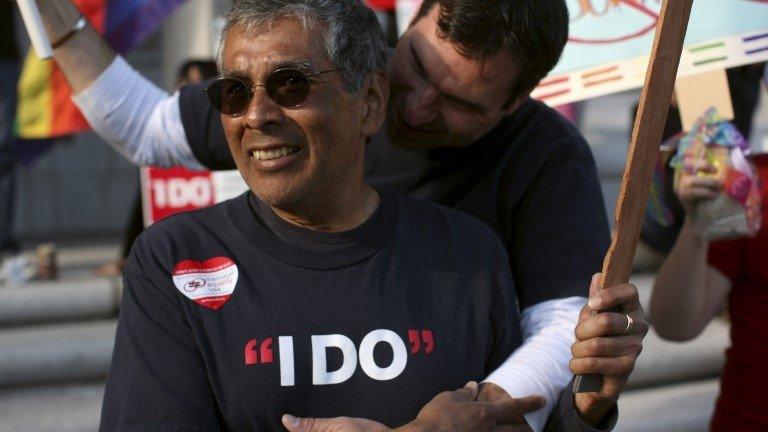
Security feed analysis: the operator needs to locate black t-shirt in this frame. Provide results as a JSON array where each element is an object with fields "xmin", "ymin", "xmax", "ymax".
[
  {"xmin": 180, "ymin": 83, "xmax": 610, "ymax": 309},
  {"xmin": 101, "ymin": 191, "xmax": 520, "ymax": 431}
]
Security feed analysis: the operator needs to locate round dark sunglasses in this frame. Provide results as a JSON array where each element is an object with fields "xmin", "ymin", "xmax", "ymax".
[{"xmin": 205, "ymin": 68, "xmax": 339, "ymax": 116}]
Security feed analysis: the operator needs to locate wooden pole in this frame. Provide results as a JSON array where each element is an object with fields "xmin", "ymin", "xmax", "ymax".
[{"xmin": 573, "ymin": 0, "xmax": 696, "ymax": 394}]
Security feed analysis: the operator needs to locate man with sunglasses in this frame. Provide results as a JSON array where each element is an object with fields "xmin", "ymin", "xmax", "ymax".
[
  {"xmin": 100, "ymin": 1, "xmax": 543, "ymax": 430},
  {"xmin": 36, "ymin": 0, "xmax": 647, "ymax": 431}
]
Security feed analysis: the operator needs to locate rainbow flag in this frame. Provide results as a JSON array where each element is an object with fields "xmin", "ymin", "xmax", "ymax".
[
  {"xmin": 366, "ymin": 0, "xmax": 396, "ymax": 10},
  {"xmin": 16, "ymin": 0, "xmax": 186, "ymax": 141}
]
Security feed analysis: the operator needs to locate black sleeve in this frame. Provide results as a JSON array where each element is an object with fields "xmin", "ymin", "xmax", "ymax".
[
  {"xmin": 485, "ymin": 236, "xmax": 520, "ymax": 374},
  {"xmin": 511, "ymin": 155, "xmax": 610, "ymax": 309},
  {"xmin": 544, "ymin": 385, "xmax": 618, "ymax": 432},
  {"xmin": 100, "ymin": 262, "xmax": 222, "ymax": 431},
  {"xmin": 178, "ymin": 79, "xmax": 237, "ymax": 171}
]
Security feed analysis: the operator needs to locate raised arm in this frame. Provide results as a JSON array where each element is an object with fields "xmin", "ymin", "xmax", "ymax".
[
  {"xmin": 650, "ymin": 154, "xmax": 732, "ymax": 341},
  {"xmin": 36, "ymin": 0, "xmax": 113, "ymax": 92},
  {"xmin": 34, "ymin": 0, "xmax": 205, "ymax": 168}
]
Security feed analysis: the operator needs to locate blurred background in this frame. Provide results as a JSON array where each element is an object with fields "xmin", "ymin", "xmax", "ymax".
[{"xmin": 0, "ymin": 0, "xmax": 766, "ymax": 431}]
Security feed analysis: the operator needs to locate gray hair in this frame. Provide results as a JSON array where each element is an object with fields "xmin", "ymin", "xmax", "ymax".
[{"xmin": 219, "ymin": 0, "xmax": 387, "ymax": 93}]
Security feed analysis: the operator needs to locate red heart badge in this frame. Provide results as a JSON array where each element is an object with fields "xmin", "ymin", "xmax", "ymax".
[{"xmin": 172, "ymin": 257, "xmax": 239, "ymax": 310}]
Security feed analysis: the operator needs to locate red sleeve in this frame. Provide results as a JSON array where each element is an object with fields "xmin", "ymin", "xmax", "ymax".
[{"xmin": 708, "ymin": 238, "xmax": 744, "ymax": 283}]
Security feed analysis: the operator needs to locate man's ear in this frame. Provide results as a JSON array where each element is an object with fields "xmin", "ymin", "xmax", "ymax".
[{"xmin": 361, "ymin": 70, "xmax": 390, "ymax": 138}]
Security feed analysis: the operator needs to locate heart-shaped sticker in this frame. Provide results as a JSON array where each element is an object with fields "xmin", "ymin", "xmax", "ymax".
[{"xmin": 172, "ymin": 257, "xmax": 239, "ymax": 310}]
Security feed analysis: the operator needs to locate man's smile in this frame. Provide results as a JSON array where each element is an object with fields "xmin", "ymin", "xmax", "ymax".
[
  {"xmin": 247, "ymin": 144, "xmax": 304, "ymax": 171},
  {"xmin": 251, "ymin": 146, "xmax": 300, "ymax": 161}
]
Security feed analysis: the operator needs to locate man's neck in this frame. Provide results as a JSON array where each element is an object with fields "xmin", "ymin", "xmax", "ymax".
[{"xmin": 270, "ymin": 182, "xmax": 381, "ymax": 233}]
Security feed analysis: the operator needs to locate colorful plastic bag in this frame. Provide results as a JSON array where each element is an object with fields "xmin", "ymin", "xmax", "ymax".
[{"xmin": 670, "ymin": 108, "xmax": 762, "ymax": 240}]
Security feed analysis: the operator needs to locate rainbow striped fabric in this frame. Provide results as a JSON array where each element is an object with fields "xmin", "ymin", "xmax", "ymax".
[
  {"xmin": 16, "ymin": 0, "xmax": 185, "ymax": 140},
  {"xmin": 366, "ymin": 0, "xmax": 396, "ymax": 11}
]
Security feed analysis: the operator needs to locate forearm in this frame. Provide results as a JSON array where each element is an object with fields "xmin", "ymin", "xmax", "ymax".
[
  {"xmin": 36, "ymin": 0, "xmax": 116, "ymax": 93},
  {"xmin": 484, "ymin": 297, "xmax": 583, "ymax": 432},
  {"xmin": 37, "ymin": 0, "xmax": 204, "ymax": 169},
  {"xmin": 650, "ymin": 218, "xmax": 711, "ymax": 340},
  {"xmin": 69, "ymin": 56, "xmax": 203, "ymax": 168}
]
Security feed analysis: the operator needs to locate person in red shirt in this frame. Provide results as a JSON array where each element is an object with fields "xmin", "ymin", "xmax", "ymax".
[{"xmin": 651, "ymin": 152, "xmax": 768, "ymax": 431}]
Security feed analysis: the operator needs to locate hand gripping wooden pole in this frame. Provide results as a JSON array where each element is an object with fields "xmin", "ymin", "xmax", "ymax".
[{"xmin": 573, "ymin": 0, "xmax": 695, "ymax": 394}]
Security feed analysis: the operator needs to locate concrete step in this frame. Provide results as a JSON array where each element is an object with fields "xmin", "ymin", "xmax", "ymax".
[
  {"xmin": 628, "ymin": 321, "xmax": 728, "ymax": 390},
  {"xmin": 0, "ymin": 278, "xmax": 120, "ymax": 327},
  {"xmin": 0, "ymin": 243, "xmax": 121, "ymax": 284},
  {"xmin": 0, "ymin": 320, "xmax": 115, "ymax": 388},
  {"xmin": 630, "ymin": 273, "xmax": 656, "ymax": 309},
  {"xmin": 628, "ymin": 273, "xmax": 729, "ymax": 389},
  {"xmin": 0, "ymin": 382, "xmax": 104, "ymax": 432},
  {"xmin": 617, "ymin": 379, "xmax": 719, "ymax": 432}
]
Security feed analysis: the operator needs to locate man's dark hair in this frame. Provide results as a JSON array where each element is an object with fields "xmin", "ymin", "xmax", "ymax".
[{"xmin": 414, "ymin": 0, "xmax": 569, "ymax": 106}]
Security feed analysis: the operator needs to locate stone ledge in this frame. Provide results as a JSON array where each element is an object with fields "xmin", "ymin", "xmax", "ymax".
[
  {"xmin": 627, "ymin": 274, "xmax": 729, "ymax": 389},
  {"xmin": 617, "ymin": 379, "xmax": 719, "ymax": 432},
  {"xmin": 0, "ymin": 278, "xmax": 120, "ymax": 327},
  {"xmin": 628, "ymin": 321, "xmax": 728, "ymax": 389},
  {"xmin": 0, "ymin": 320, "xmax": 116, "ymax": 388},
  {"xmin": 0, "ymin": 382, "xmax": 105, "ymax": 432}
]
